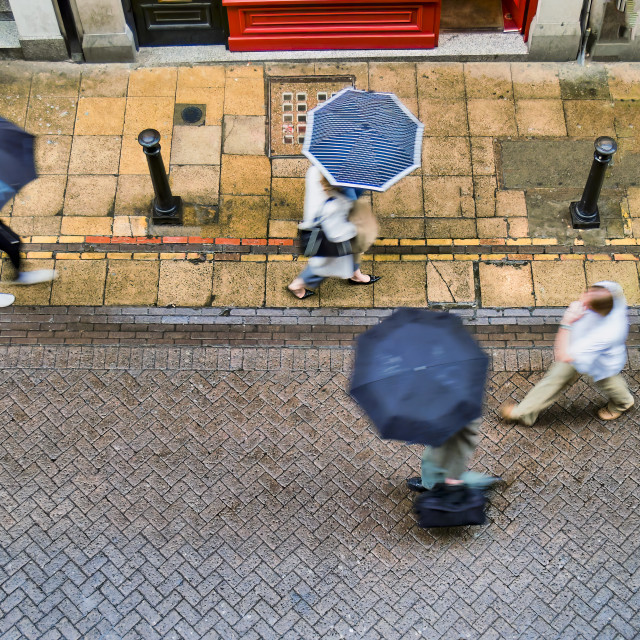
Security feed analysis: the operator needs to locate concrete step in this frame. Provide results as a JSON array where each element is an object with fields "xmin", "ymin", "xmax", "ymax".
[{"xmin": 0, "ymin": 20, "xmax": 21, "ymax": 59}]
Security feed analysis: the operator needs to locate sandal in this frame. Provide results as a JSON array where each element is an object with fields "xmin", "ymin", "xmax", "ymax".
[
  {"xmin": 287, "ymin": 287, "xmax": 315, "ymax": 300},
  {"xmin": 500, "ymin": 401, "xmax": 518, "ymax": 422},
  {"xmin": 597, "ymin": 405, "xmax": 629, "ymax": 420},
  {"xmin": 348, "ymin": 275, "xmax": 381, "ymax": 285}
]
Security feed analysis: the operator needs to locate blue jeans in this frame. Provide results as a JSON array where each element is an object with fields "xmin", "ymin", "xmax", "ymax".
[{"xmin": 300, "ymin": 261, "xmax": 360, "ymax": 289}]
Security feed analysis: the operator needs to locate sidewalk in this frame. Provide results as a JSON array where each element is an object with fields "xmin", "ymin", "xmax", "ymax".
[{"xmin": 1, "ymin": 60, "xmax": 639, "ymax": 309}]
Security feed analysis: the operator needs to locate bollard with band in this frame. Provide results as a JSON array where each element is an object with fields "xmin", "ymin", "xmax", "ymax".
[
  {"xmin": 138, "ymin": 129, "xmax": 182, "ymax": 225},
  {"xmin": 570, "ymin": 136, "xmax": 617, "ymax": 230}
]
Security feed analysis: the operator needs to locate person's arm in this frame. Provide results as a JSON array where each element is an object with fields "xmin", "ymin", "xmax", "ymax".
[{"xmin": 554, "ymin": 301, "xmax": 585, "ymax": 362}]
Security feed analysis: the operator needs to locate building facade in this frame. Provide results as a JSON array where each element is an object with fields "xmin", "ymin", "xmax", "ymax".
[{"xmin": 0, "ymin": 0, "xmax": 637, "ymax": 63}]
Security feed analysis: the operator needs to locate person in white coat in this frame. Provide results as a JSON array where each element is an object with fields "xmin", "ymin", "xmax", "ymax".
[
  {"xmin": 288, "ymin": 166, "xmax": 380, "ymax": 299},
  {"xmin": 501, "ymin": 281, "xmax": 634, "ymax": 425}
]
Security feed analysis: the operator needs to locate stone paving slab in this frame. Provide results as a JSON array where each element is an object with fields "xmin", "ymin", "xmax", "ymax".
[{"xmin": 0, "ymin": 344, "xmax": 639, "ymax": 639}]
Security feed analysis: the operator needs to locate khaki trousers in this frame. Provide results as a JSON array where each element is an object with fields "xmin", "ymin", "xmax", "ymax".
[
  {"xmin": 511, "ymin": 361, "xmax": 634, "ymax": 426},
  {"xmin": 421, "ymin": 418, "xmax": 481, "ymax": 489}
]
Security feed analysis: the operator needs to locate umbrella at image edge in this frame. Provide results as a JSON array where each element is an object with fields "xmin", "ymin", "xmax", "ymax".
[
  {"xmin": 0, "ymin": 117, "xmax": 37, "ymax": 205},
  {"xmin": 350, "ymin": 309, "xmax": 489, "ymax": 447},
  {"xmin": 302, "ymin": 88, "xmax": 423, "ymax": 192}
]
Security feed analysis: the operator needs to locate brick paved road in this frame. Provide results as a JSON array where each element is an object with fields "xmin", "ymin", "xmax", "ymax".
[{"xmin": 1, "ymin": 346, "xmax": 639, "ymax": 639}]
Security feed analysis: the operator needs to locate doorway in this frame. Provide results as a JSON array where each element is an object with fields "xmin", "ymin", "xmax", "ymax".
[
  {"xmin": 440, "ymin": 0, "xmax": 504, "ymax": 31},
  {"xmin": 129, "ymin": 0, "xmax": 228, "ymax": 46},
  {"xmin": 440, "ymin": 0, "xmax": 537, "ymax": 36}
]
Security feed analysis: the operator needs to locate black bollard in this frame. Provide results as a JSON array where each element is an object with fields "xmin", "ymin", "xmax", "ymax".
[
  {"xmin": 138, "ymin": 129, "xmax": 182, "ymax": 225},
  {"xmin": 570, "ymin": 136, "xmax": 617, "ymax": 229}
]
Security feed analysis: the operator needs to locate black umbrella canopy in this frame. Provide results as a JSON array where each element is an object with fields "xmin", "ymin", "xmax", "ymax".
[
  {"xmin": 0, "ymin": 117, "xmax": 37, "ymax": 193},
  {"xmin": 350, "ymin": 308, "xmax": 488, "ymax": 447}
]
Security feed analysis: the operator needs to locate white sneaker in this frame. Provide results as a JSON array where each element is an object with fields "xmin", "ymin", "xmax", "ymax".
[
  {"xmin": 14, "ymin": 269, "xmax": 57, "ymax": 285},
  {"xmin": 0, "ymin": 293, "xmax": 15, "ymax": 307}
]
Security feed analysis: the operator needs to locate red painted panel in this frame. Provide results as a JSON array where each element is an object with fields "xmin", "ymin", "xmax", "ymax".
[
  {"xmin": 503, "ymin": 0, "xmax": 528, "ymax": 31},
  {"xmin": 224, "ymin": 0, "xmax": 440, "ymax": 51},
  {"xmin": 524, "ymin": 0, "xmax": 538, "ymax": 41},
  {"xmin": 246, "ymin": 10, "xmax": 419, "ymax": 29}
]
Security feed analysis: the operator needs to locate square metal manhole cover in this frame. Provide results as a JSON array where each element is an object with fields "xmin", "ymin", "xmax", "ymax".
[{"xmin": 268, "ymin": 76, "xmax": 355, "ymax": 158}]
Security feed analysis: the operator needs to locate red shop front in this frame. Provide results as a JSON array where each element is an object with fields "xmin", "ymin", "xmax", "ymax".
[
  {"xmin": 222, "ymin": 0, "xmax": 539, "ymax": 52},
  {"xmin": 223, "ymin": 0, "xmax": 442, "ymax": 51}
]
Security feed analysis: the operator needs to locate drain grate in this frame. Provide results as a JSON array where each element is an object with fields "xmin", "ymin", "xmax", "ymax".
[
  {"xmin": 267, "ymin": 76, "xmax": 355, "ymax": 158},
  {"xmin": 182, "ymin": 106, "xmax": 203, "ymax": 123},
  {"xmin": 173, "ymin": 103, "xmax": 206, "ymax": 126}
]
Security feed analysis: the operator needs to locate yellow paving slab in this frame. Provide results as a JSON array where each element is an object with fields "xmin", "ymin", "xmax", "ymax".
[
  {"xmin": 532, "ymin": 261, "xmax": 586, "ymax": 306},
  {"xmin": 64, "ymin": 175, "xmax": 117, "ymax": 216},
  {"xmin": 0, "ymin": 259, "xmax": 54, "ymax": 305},
  {"xmin": 422, "ymin": 136, "xmax": 472, "ymax": 176},
  {"xmin": 373, "ymin": 262, "xmax": 426, "ymax": 307},
  {"xmin": 26, "ymin": 96, "xmax": 77, "ymax": 135},
  {"xmin": 51, "ymin": 259, "xmax": 107, "ymax": 305},
  {"xmin": 270, "ymin": 178, "xmax": 306, "ymax": 220},
  {"xmin": 515, "ymin": 99, "xmax": 567, "ymax": 137},
  {"xmin": 220, "ymin": 155, "xmax": 270, "ymax": 195},
  {"xmin": 417, "ymin": 62, "xmax": 465, "ymax": 99},
  {"xmin": 68, "ymin": 135, "xmax": 121, "ymax": 174},
  {"xmin": 177, "ymin": 65, "xmax": 226, "ymax": 90},
  {"xmin": 128, "ymin": 67, "xmax": 177, "ymax": 97},
  {"xmin": 427, "ymin": 261, "xmax": 475, "ymax": 303},
  {"xmin": 372, "ymin": 177, "xmax": 424, "ymax": 218},
  {"xmin": 467, "ymin": 99, "xmax": 517, "ymax": 137},
  {"xmin": 34, "ymin": 135, "xmax": 72, "ymax": 174},
  {"xmin": 171, "ymin": 125, "xmax": 221, "ymax": 165},
  {"xmin": 157, "ymin": 260, "xmax": 214, "ymax": 307},
  {"xmin": 75, "ymin": 97, "xmax": 126, "ymax": 136},
  {"xmin": 563, "ymin": 100, "xmax": 616, "ymax": 138},
  {"xmin": 13, "ymin": 175, "xmax": 66, "ymax": 217},
  {"xmin": 369, "ymin": 62, "xmax": 417, "ymax": 98},
  {"xmin": 217, "ymin": 195, "xmax": 270, "ymax": 237},
  {"xmin": 105, "ymin": 260, "xmax": 160, "ymax": 305},
  {"xmin": 585, "ymin": 260, "xmax": 640, "ymax": 305},
  {"xmin": 80, "ymin": 66, "xmax": 130, "ymax": 98},
  {"xmin": 479, "ymin": 262, "xmax": 534, "ymax": 307},
  {"xmin": 511, "ymin": 62, "xmax": 561, "ymax": 99},
  {"xmin": 212, "ymin": 261, "xmax": 266, "ymax": 307},
  {"xmin": 224, "ymin": 78, "xmax": 265, "ymax": 116}
]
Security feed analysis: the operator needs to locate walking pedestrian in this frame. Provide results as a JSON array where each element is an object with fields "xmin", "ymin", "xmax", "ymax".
[
  {"xmin": 501, "ymin": 281, "xmax": 634, "ymax": 426},
  {"xmin": 287, "ymin": 165, "xmax": 380, "ymax": 300},
  {"xmin": 0, "ymin": 181, "xmax": 56, "ymax": 286},
  {"xmin": 406, "ymin": 418, "xmax": 500, "ymax": 493}
]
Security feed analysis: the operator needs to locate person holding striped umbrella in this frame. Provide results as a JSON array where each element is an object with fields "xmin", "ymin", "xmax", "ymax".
[{"xmin": 288, "ymin": 89, "xmax": 423, "ymax": 300}]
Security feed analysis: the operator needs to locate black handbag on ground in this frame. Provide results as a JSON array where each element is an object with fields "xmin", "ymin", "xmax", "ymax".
[
  {"xmin": 298, "ymin": 197, "xmax": 353, "ymax": 258},
  {"xmin": 414, "ymin": 483, "xmax": 487, "ymax": 528}
]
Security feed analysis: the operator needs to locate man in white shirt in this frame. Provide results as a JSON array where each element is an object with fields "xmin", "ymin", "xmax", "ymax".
[{"xmin": 501, "ymin": 281, "xmax": 634, "ymax": 426}]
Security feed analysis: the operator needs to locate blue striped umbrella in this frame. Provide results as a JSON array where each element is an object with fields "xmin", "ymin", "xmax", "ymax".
[{"xmin": 302, "ymin": 88, "xmax": 423, "ymax": 192}]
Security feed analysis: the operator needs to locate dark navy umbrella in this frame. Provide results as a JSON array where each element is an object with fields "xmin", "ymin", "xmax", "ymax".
[
  {"xmin": 350, "ymin": 309, "xmax": 489, "ymax": 447},
  {"xmin": 302, "ymin": 88, "xmax": 423, "ymax": 192},
  {"xmin": 0, "ymin": 117, "xmax": 37, "ymax": 207}
]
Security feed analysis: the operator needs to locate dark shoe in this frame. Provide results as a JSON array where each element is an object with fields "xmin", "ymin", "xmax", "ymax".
[
  {"xmin": 348, "ymin": 275, "xmax": 381, "ymax": 285},
  {"xmin": 406, "ymin": 477, "xmax": 427, "ymax": 493},
  {"xmin": 287, "ymin": 287, "xmax": 315, "ymax": 300}
]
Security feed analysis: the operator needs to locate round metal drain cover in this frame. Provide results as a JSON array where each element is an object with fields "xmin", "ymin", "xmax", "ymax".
[{"xmin": 181, "ymin": 106, "xmax": 203, "ymax": 123}]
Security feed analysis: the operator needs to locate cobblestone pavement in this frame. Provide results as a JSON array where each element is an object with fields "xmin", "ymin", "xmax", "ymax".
[{"xmin": 1, "ymin": 345, "xmax": 639, "ymax": 639}]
